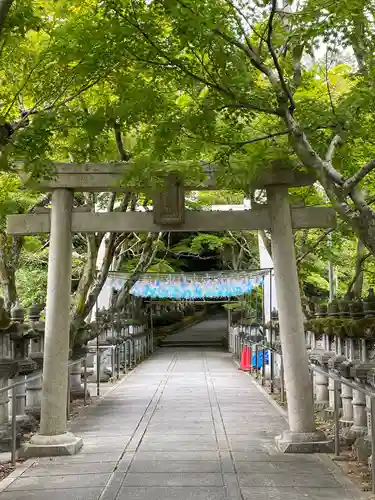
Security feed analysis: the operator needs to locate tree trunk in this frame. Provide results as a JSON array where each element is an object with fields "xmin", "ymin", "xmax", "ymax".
[
  {"xmin": 115, "ymin": 232, "xmax": 162, "ymax": 311},
  {"xmin": 259, "ymin": 230, "xmax": 272, "ymax": 258},
  {"xmin": 0, "ymin": 267, "xmax": 17, "ymax": 312},
  {"xmin": 72, "ymin": 235, "xmax": 98, "ymax": 321},
  {"xmin": 0, "ymin": 0, "xmax": 14, "ymax": 36},
  {"xmin": 352, "ymin": 239, "xmax": 365, "ymax": 298}
]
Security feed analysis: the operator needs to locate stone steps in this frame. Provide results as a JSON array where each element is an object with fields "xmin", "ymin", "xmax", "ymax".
[{"xmin": 160, "ymin": 340, "xmax": 224, "ymax": 348}]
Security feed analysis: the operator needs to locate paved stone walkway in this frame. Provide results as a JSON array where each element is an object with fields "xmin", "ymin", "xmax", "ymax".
[{"xmin": 0, "ymin": 320, "xmax": 362, "ymax": 500}]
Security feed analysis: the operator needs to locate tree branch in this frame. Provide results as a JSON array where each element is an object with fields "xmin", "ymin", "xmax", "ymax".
[
  {"xmin": 325, "ymin": 51, "xmax": 336, "ymax": 117},
  {"xmin": 346, "ymin": 250, "xmax": 371, "ymax": 296},
  {"xmin": 259, "ymin": 230, "xmax": 272, "ymax": 258},
  {"xmin": 115, "ymin": 232, "xmax": 161, "ymax": 310},
  {"xmin": 0, "ymin": 0, "xmax": 13, "ymax": 37},
  {"xmin": 325, "ymin": 134, "xmax": 342, "ymax": 162},
  {"xmin": 227, "ymin": 231, "xmax": 254, "ymax": 259},
  {"xmin": 283, "ymin": 110, "xmax": 344, "ymax": 185},
  {"xmin": 107, "ymin": 192, "xmax": 116, "ymax": 213},
  {"xmin": 213, "ymin": 26, "xmax": 276, "ymax": 83},
  {"xmin": 291, "ymin": 45, "xmax": 304, "ymax": 89},
  {"xmin": 296, "ymin": 229, "xmax": 334, "ymax": 265},
  {"xmin": 343, "ymin": 159, "xmax": 375, "ymax": 191},
  {"xmin": 113, "ymin": 121, "xmax": 131, "ymax": 161},
  {"xmin": 266, "ymin": 0, "xmax": 296, "ymax": 112},
  {"xmin": 13, "ymin": 74, "xmax": 108, "ymax": 132},
  {"xmin": 222, "ymin": 0, "xmax": 266, "ymax": 55},
  {"xmin": 121, "ymin": 12, "xmax": 238, "ymax": 100},
  {"xmin": 217, "ymin": 102, "xmax": 280, "ymax": 116},
  {"xmin": 72, "ymin": 192, "xmax": 132, "ymax": 325}
]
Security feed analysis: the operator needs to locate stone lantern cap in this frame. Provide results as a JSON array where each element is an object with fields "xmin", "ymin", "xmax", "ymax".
[
  {"xmin": 29, "ymin": 351, "xmax": 44, "ymax": 370},
  {"xmin": 334, "ymin": 359, "xmax": 353, "ymax": 378},
  {"xmin": 327, "ymin": 354, "xmax": 347, "ymax": 371},
  {"xmin": 25, "ymin": 322, "xmax": 45, "ymax": 339},
  {"xmin": 350, "ymin": 362, "xmax": 375, "ymax": 382},
  {"xmin": 11, "ymin": 304, "xmax": 25, "ymax": 322},
  {"xmin": 28, "ymin": 304, "xmax": 41, "ymax": 321},
  {"xmin": 13, "ymin": 358, "xmax": 38, "ymax": 376},
  {"xmin": 309, "ymin": 349, "xmax": 335, "ymax": 367}
]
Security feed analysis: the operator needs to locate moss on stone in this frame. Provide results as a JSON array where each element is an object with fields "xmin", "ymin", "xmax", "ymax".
[{"xmin": 305, "ymin": 317, "xmax": 375, "ymax": 338}]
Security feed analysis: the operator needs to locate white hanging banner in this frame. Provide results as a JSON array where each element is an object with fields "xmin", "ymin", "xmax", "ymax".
[{"xmin": 258, "ymin": 234, "xmax": 277, "ymax": 323}]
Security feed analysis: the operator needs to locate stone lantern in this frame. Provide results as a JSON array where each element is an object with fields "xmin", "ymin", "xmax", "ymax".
[
  {"xmin": 326, "ymin": 354, "xmax": 346, "ymax": 417},
  {"xmin": 349, "ymin": 362, "xmax": 372, "ymax": 437},
  {"xmin": 0, "ymin": 298, "xmax": 18, "ymax": 450},
  {"xmin": 9, "ymin": 304, "xmax": 37, "ymax": 427},
  {"xmin": 25, "ymin": 304, "xmax": 45, "ymax": 418},
  {"xmin": 87, "ymin": 308, "xmax": 112, "ymax": 383},
  {"xmin": 332, "ymin": 357, "xmax": 354, "ymax": 428},
  {"xmin": 309, "ymin": 350, "xmax": 335, "ymax": 410},
  {"xmin": 114, "ymin": 312, "xmax": 127, "ymax": 372},
  {"xmin": 69, "ymin": 341, "xmax": 90, "ymax": 402}
]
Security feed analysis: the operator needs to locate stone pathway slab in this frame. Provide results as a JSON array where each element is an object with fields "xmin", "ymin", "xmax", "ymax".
[{"xmin": 0, "ymin": 319, "xmax": 364, "ymax": 500}]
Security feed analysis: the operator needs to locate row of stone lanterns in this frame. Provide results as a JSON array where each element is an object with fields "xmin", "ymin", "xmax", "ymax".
[
  {"xmin": 0, "ymin": 301, "xmax": 45, "ymax": 450},
  {"xmin": 0, "ymin": 294, "xmax": 153, "ymax": 452},
  {"xmin": 229, "ymin": 293, "xmax": 375, "ymax": 466},
  {"xmin": 306, "ymin": 289, "xmax": 375, "ymax": 466},
  {"xmin": 86, "ymin": 307, "xmax": 150, "ymax": 384}
]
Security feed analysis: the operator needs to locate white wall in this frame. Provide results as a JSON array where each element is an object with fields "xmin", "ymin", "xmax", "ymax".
[{"xmin": 258, "ymin": 234, "xmax": 277, "ymax": 323}]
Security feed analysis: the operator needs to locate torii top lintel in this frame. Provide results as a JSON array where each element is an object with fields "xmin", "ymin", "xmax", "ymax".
[{"xmin": 20, "ymin": 161, "xmax": 316, "ymax": 192}]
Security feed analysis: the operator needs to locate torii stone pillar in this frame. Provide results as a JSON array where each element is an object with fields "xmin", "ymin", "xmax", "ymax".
[
  {"xmin": 267, "ymin": 186, "xmax": 331, "ymax": 452},
  {"xmin": 22, "ymin": 189, "xmax": 82, "ymax": 457}
]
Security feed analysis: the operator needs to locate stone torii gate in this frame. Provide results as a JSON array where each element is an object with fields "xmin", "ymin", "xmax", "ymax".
[{"xmin": 7, "ymin": 162, "xmax": 336, "ymax": 456}]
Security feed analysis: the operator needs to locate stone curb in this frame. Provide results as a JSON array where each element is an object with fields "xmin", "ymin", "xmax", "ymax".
[{"xmin": 0, "ymin": 459, "xmax": 38, "ymax": 493}]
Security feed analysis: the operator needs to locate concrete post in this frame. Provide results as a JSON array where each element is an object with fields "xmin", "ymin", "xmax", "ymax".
[
  {"xmin": 360, "ymin": 340, "xmax": 367, "ymax": 363},
  {"xmin": 26, "ymin": 336, "xmax": 43, "ymax": 419},
  {"xmin": 22, "ymin": 189, "xmax": 82, "ymax": 457},
  {"xmin": 267, "ymin": 186, "xmax": 330, "ymax": 452},
  {"xmin": 327, "ymin": 377, "xmax": 335, "ymax": 416},
  {"xmin": 336, "ymin": 336, "xmax": 343, "ymax": 355},
  {"xmin": 340, "ymin": 384, "xmax": 353, "ymax": 425},
  {"xmin": 311, "ymin": 332, "xmax": 317, "ymax": 349},
  {"xmin": 14, "ymin": 375, "xmax": 27, "ymax": 420},
  {"xmin": 314, "ymin": 371, "xmax": 329, "ymax": 408},
  {"xmin": 69, "ymin": 360, "xmax": 90, "ymax": 400},
  {"xmin": 0, "ymin": 337, "xmax": 11, "ymax": 446},
  {"xmin": 350, "ymin": 389, "xmax": 367, "ymax": 436}
]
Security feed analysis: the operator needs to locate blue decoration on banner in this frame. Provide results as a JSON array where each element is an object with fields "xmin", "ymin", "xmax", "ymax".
[{"xmin": 129, "ymin": 273, "xmax": 264, "ymax": 299}]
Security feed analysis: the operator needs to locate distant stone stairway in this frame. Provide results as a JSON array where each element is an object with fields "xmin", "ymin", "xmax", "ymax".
[{"xmin": 160, "ymin": 316, "xmax": 227, "ymax": 348}]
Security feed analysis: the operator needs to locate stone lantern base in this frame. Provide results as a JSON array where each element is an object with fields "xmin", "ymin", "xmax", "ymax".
[
  {"xmin": 20, "ymin": 431, "xmax": 83, "ymax": 457},
  {"xmin": 275, "ymin": 430, "xmax": 334, "ymax": 453}
]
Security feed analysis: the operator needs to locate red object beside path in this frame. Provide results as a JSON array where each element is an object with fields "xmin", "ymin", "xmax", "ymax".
[{"xmin": 239, "ymin": 345, "xmax": 251, "ymax": 371}]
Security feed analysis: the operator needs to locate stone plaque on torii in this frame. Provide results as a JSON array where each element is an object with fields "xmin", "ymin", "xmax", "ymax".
[{"xmin": 7, "ymin": 161, "xmax": 336, "ymax": 456}]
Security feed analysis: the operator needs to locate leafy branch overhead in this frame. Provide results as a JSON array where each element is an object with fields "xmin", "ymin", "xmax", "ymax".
[{"xmin": 101, "ymin": 0, "xmax": 375, "ymax": 254}]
